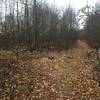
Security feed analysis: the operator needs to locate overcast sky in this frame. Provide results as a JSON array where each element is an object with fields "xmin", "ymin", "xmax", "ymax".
[{"xmin": 47, "ymin": 0, "xmax": 98, "ymax": 10}]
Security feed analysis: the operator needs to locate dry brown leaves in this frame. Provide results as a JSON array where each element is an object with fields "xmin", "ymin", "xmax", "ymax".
[{"xmin": 0, "ymin": 40, "xmax": 100, "ymax": 100}]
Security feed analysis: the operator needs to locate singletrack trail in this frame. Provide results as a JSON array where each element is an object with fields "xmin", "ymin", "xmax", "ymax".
[
  {"xmin": 30, "ymin": 40, "xmax": 100, "ymax": 99},
  {"xmin": 1, "ymin": 40, "xmax": 100, "ymax": 100}
]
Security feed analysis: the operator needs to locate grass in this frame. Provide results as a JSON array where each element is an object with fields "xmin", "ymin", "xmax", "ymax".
[
  {"xmin": 17, "ymin": 83, "xmax": 32, "ymax": 93},
  {"xmin": 0, "ymin": 50, "xmax": 17, "ymax": 60},
  {"xmin": 94, "ymin": 60, "xmax": 100, "ymax": 71},
  {"xmin": 0, "ymin": 50, "xmax": 20, "ymax": 78}
]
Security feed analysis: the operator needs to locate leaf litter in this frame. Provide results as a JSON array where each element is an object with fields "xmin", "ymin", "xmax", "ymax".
[{"xmin": 0, "ymin": 40, "xmax": 100, "ymax": 100}]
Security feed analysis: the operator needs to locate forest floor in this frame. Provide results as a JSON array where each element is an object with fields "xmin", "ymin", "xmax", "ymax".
[{"xmin": 0, "ymin": 40, "xmax": 100, "ymax": 100}]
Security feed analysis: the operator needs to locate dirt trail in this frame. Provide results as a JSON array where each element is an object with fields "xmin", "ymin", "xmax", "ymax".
[
  {"xmin": 28, "ymin": 40, "xmax": 100, "ymax": 99},
  {"xmin": 49, "ymin": 40, "xmax": 100, "ymax": 100},
  {"xmin": 1, "ymin": 40, "xmax": 100, "ymax": 100},
  {"xmin": 30, "ymin": 40, "xmax": 100, "ymax": 100}
]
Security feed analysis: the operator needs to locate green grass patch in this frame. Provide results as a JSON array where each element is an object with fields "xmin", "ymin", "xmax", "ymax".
[
  {"xmin": 17, "ymin": 83, "xmax": 31, "ymax": 93},
  {"xmin": 94, "ymin": 60, "xmax": 100, "ymax": 71},
  {"xmin": 0, "ymin": 50, "xmax": 17, "ymax": 60}
]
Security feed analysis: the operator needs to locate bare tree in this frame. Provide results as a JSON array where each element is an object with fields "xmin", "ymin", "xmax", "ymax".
[{"xmin": 0, "ymin": 0, "xmax": 79, "ymax": 49}]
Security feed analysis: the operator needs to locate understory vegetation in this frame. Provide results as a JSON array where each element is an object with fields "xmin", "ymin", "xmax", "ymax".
[{"xmin": 0, "ymin": 0, "xmax": 100, "ymax": 100}]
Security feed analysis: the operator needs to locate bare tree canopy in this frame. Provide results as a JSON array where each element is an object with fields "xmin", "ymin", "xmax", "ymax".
[{"xmin": 0, "ymin": 0, "xmax": 79, "ymax": 50}]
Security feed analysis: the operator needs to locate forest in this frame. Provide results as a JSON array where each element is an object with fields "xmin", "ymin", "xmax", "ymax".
[
  {"xmin": 0, "ymin": 0, "xmax": 79, "ymax": 49},
  {"xmin": 0, "ymin": 0, "xmax": 100, "ymax": 99}
]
